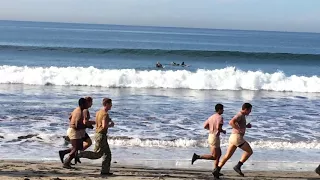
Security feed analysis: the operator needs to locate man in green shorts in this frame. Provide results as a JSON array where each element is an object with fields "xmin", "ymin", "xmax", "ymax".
[{"xmin": 78, "ymin": 98, "xmax": 114, "ymax": 176}]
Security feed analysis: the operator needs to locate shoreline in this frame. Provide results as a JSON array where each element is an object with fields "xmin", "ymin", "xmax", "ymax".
[
  {"xmin": 1, "ymin": 155, "xmax": 318, "ymax": 172},
  {"xmin": 0, "ymin": 160, "xmax": 319, "ymax": 180}
]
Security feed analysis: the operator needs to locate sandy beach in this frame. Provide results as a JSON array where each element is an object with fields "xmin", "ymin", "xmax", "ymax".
[{"xmin": 0, "ymin": 160, "xmax": 318, "ymax": 180}]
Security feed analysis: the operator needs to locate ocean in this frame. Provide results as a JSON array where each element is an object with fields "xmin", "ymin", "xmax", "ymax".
[{"xmin": 0, "ymin": 20, "xmax": 319, "ymax": 171}]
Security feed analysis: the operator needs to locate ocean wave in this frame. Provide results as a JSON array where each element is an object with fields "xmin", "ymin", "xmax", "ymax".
[
  {"xmin": 1, "ymin": 133, "xmax": 319, "ymax": 150},
  {"xmin": 0, "ymin": 65, "xmax": 320, "ymax": 92},
  {"xmin": 1, "ymin": 45, "xmax": 320, "ymax": 60},
  {"xmin": 108, "ymin": 137, "xmax": 320, "ymax": 150}
]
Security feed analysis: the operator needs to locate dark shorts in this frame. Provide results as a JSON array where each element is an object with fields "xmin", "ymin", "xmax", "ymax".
[
  {"xmin": 82, "ymin": 132, "xmax": 90, "ymax": 141},
  {"xmin": 238, "ymin": 141, "xmax": 246, "ymax": 148},
  {"xmin": 64, "ymin": 132, "xmax": 90, "ymax": 143}
]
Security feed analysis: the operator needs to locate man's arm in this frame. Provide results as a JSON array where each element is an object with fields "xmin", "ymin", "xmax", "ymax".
[
  {"xmin": 203, "ymin": 120, "xmax": 209, "ymax": 130},
  {"xmin": 229, "ymin": 116, "xmax": 241, "ymax": 131},
  {"xmin": 109, "ymin": 121, "xmax": 114, "ymax": 128},
  {"xmin": 82, "ymin": 109, "xmax": 95, "ymax": 128},
  {"xmin": 217, "ymin": 117, "xmax": 226, "ymax": 134},
  {"xmin": 218, "ymin": 124, "xmax": 226, "ymax": 134},
  {"xmin": 82, "ymin": 109, "xmax": 89, "ymax": 125},
  {"xmin": 108, "ymin": 116, "xmax": 114, "ymax": 128},
  {"xmin": 102, "ymin": 114, "xmax": 114, "ymax": 130},
  {"xmin": 102, "ymin": 114, "xmax": 108, "ymax": 130},
  {"xmin": 72, "ymin": 111, "xmax": 82, "ymax": 129}
]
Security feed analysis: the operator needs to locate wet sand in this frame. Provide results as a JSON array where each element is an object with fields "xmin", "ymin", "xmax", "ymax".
[{"xmin": 0, "ymin": 160, "xmax": 319, "ymax": 180}]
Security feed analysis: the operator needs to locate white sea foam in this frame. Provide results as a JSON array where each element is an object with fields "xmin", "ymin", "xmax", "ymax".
[
  {"xmin": 1, "ymin": 132, "xmax": 318, "ymax": 150},
  {"xmin": 108, "ymin": 138, "xmax": 320, "ymax": 149},
  {"xmin": 1, "ymin": 65, "xmax": 320, "ymax": 92}
]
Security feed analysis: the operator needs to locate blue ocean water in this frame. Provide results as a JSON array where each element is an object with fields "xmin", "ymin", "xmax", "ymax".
[{"xmin": 0, "ymin": 20, "xmax": 319, "ymax": 171}]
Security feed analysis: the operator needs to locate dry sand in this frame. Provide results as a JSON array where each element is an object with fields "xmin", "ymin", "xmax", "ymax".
[{"xmin": 0, "ymin": 160, "xmax": 319, "ymax": 180}]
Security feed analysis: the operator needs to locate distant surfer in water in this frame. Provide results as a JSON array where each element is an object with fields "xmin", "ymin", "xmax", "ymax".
[
  {"xmin": 171, "ymin": 62, "xmax": 179, "ymax": 66},
  {"xmin": 181, "ymin": 62, "xmax": 190, "ymax": 67},
  {"xmin": 156, "ymin": 62, "xmax": 163, "ymax": 68}
]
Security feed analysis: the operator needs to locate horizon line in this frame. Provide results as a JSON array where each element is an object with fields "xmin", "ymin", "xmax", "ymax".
[{"xmin": 1, "ymin": 19, "xmax": 320, "ymax": 35}]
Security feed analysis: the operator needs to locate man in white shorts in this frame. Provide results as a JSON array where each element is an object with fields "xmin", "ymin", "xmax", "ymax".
[
  {"xmin": 191, "ymin": 104, "xmax": 226, "ymax": 174},
  {"xmin": 213, "ymin": 103, "xmax": 253, "ymax": 179},
  {"xmin": 59, "ymin": 98, "xmax": 87, "ymax": 169}
]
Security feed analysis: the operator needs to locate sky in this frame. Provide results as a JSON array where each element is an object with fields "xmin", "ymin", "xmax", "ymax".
[{"xmin": 0, "ymin": 0, "xmax": 320, "ymax": 33}]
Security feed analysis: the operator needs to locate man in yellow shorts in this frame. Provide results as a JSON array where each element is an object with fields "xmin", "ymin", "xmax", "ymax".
[
  {"xmin": 213, "ymin": 103, "xmax": 252, "ymax": 179},
  {"xmin": 191, "ymin": 104, "xmax": 226, "ymax": 174}
]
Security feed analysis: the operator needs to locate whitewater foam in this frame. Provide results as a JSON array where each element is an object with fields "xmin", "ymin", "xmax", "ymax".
[
  {"xmin": 1, "ymin": 65, "xmax": 320, "ymax": 92},
  {"xmin": 108, "ymin": 137, "xmax": 320, "ymax": 150},
  {"xmin": 0, "ymin": 133, "xmax": 319, "ymax": 150}
]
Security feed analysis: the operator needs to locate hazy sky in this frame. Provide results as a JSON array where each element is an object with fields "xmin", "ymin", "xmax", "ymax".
[{"xmin": 1, "ymin": 0, "xmax": 320, "ymax": 32}]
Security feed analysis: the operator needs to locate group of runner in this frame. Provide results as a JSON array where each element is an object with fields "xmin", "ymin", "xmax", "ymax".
[
  {"xmin": 58, "ymin": 98, "xmax": 320, "ymax": 179},
  {"xmin": 59, "ymin": 97, "xmax": 114, "ymax": 176}
]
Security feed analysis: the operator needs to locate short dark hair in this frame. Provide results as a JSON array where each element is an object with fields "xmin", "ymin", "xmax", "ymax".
[
  {"xmin": 85, "ymin": 96, "xmax": 93, "ymax": 103},
  {"xmin": 102, "ymin": 98, "xmax": 112, "ymax": 106},
  {"xmin": 242, "ymin": 103, "xmax": 252, "ymax": 110},
  {"xmin": 215, "ymin": 104, "xmax": 224, "ymax": 112},
  {"xmin": 78, "ymin": 98, "xmax": 87, "ymax": 107}
]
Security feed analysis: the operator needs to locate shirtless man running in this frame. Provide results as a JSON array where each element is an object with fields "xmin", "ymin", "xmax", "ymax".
[
  {"xmin": 213, "ymin": 103, "xmax": 253, "ymax": 179},
  {"xmin": 82, "ymin": 97, "xmax": 95, "ymax": 151},
  {"xmin": 191, "ymin": 104, "xmax": 226, "ymax": 173},
  {"xmin": 59, "ymin": 97, "xmax": 95, "ymax": 164},
  {"xmin": 60, "ymin": 98, "xmax": 87, "ymax": 168}
]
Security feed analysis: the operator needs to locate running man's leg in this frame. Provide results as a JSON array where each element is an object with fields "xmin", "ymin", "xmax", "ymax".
[
  {"xmin": 218, "ymin": 144, "xmax": 237, "ymax": 168},
  {"xmin": 192, "ymin": 135, "xmax": 219, "ymax": 164},
  {"xmin": 238, "ymin": 141, "xmax": 253, "ymax": 164},
  {"xmin": 59, "ymin": 148, "xmax": 72, "ymax": 163},
  {"xmin": 214, "ymin": 147, "xmax": 222, "ymax": 169},
  {"xmin": 82, "ymin": 133, "xmax": 92, "ymax": 151},
  {"xmin": 101, "ymin": 138, "xmax": 112, "ymax": 175},
  {"xmin": 63, "ymin": 139, "xmax": 82, "ymax": 168},
  {"xmin": 79, "ymin": 133, "xmax": 104, "ymax": 159},
  {"xmin": 192, "ymin": 145, "xmax": 216, "ymax": 164},
  {"xmin": 59, "ymin": 128, "xmax": 73, "ymax": 163},
  {"xmin": 74, "ymin": 132, "xmax": 92, "ymax": 164},
  {"xmin": 212, "ymin": 144, "xmax": 237, "ymax": 178},
  {"xmin": 233, "ymin": 141, "xmax": 253, "ymax": 177}
]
